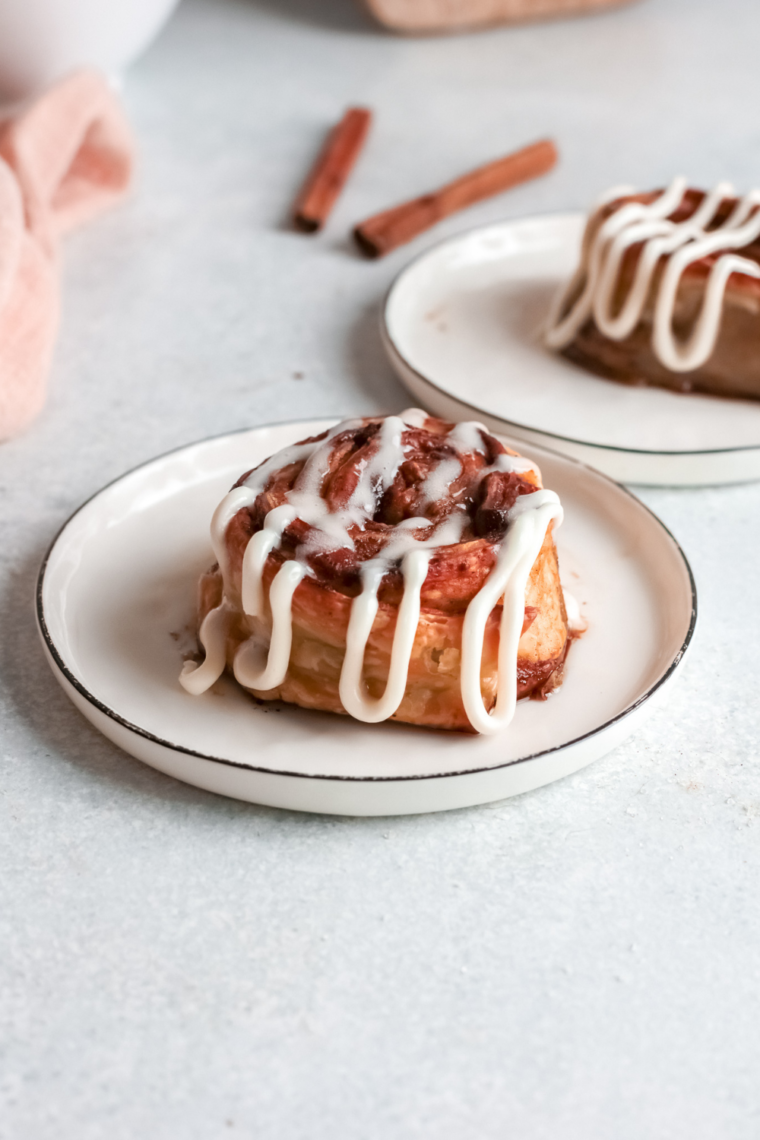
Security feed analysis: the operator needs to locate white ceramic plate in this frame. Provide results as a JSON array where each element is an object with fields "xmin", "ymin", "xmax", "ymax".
[
  {"xmin": 37, "ymin": 419, "xmax": 696, "ymax": 816},
  {"xmin": 382, "ymin": 214, "xmax": 760, "ymax": 486}
]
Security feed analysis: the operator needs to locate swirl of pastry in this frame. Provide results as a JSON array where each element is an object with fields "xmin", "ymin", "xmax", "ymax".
[
  {"xmin": 180, "ymin": 411, "xmax": 569, "ymax": 734},
  {"xmin": 546, "ymin": 179, "xmax": 760, "ymax": 400}
]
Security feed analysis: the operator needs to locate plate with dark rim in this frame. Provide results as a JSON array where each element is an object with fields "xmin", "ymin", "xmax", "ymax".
[
  {"xmin": 37, "ymin": 418, "xmax": 696, "ymax": 816},
  {"xmin": 382, "ymin": 214, "xmax": 760, "ymax": 487}
]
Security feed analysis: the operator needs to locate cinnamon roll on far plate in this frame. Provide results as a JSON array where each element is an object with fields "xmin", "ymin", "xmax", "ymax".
[
  {"xmin": 546, "ymin": 177, "xmax": 760, "ymax": 401},
  {"xmin": 180, "ymin": 412, "xmax": 572, "ymax": 735}
]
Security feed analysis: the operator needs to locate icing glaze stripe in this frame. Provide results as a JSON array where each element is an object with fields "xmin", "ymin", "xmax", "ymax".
[
  {"xmin": 546, "ymin": 177, "xmax": 760, "ymax": 373},
  {"xmin": 339, "ymin": 549, "xmax": 431, "ymax": 723},
  {"xmin": 233, "ymin": 560, "xmax": 306, "ymax": 691},
  {"xmin": 461, "ymin": 493, "xmax": 561, "ymax": 735},
  {"xmin": 180, "ymin": 414, "xmax": 563, "ymax": 735},
  {"xmin": 179, "ymin": 603, "xmax": 231, "ymax": 695}
]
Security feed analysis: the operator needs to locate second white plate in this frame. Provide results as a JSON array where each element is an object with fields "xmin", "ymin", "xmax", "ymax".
[
  {"xmin": 382, "ymin": 214, "xmax": 760, "ymax": 486},
  {"xmin": 37, "ymin": 420, "xmax": 696, "ymax": 816}
]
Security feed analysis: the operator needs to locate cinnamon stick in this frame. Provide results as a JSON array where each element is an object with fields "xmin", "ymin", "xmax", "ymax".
[
  {"xmin": 293, "ymin": 107, "xmax": 372, "ymax": 232},
  {"xmin": 354, "ymin": 138, "xmax": 558, "ymax": 258}
]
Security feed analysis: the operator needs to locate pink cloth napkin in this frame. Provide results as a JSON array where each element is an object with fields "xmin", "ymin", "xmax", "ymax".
[{"xmin": 0, "ymin": 70, "xmax": 134, "ymax": 441}]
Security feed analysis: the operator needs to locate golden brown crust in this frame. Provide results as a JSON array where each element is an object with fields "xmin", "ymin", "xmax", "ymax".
[
  {"xmin": 198, "ymin": 415, "xmax": 569, "ymax": 732},
  {"xmin": 200, "ymin": 522, "xmax": 567, "ymax": 731},
  {"xmin": 559, "ymin": 188, "xmax": 760, "ymax": 401}
]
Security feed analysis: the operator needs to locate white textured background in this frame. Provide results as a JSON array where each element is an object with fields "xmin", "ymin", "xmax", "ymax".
[{"xmin": 1, "ymin": 0, "xmax": 759, "ymax": 1136}]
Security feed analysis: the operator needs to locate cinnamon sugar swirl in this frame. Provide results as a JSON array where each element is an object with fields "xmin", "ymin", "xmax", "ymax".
[
  {"xmin": 180, "ymin": 411, "xmax": 570, "ymax": 735},
  {"xmin": 547, "ymin": 178, "xmax": 760, "ymax": 400}
]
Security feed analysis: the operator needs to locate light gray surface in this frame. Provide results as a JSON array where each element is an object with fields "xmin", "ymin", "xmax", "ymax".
[{"xmin": 1, "ymin": 0, "xmax": 759, "ymax": 1136}]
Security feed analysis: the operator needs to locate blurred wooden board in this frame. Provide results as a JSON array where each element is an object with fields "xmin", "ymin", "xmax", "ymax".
[{"xmin": 362, "ymin": 0, "xmax": 636, "ymax": 32}]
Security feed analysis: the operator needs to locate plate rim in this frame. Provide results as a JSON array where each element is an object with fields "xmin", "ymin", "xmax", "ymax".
[
  {"xmin": 381, "ymin": 212, "xmax": 760, "ymax": 459},
  {"xmin": 36, "ymin": 418, "xmax": 698, "ymax": 784}
]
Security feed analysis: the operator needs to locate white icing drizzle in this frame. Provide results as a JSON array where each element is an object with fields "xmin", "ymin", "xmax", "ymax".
[
  {"xmin": 181, "ymin": 415, "xmax": 563, "ymax": 735},
  {"xmin": 340, "ymin": 549, "xmax": 431, "ymax": 723},
  {"xmin": 241, "ymin": 504, "xmax": 297, "ymax": 616},
  {"xmin": 400, "ymin": 406, "xmax": 429, "ymax": 428},
  {"xmin": 461, "ymin": 491, "xmax": 562, "ymax": 735},
  {"xmin": 234, "ymin": 560, "xmax": 306, "ymax": 691},
  {"xmin": 209, "ymin": 486, "xmax": 257, "ymax": 589},
  {"xmin": 419, "ymin": 456, "xmax": 462, "ymax": 506},
  {"xmin": 448, "ymin": 420, "xmax": 535, "ymax": 476},
  {"xmin": 448, "ymin": 418, "xmax": 488, "ymax": 454},
  {"xmin": 493, "ymin": 452, "xmax": 536, "ymax": 477},
  {"xmin": 546, "ymin": 177, "xmax": 760, "ymax": 373},
  {"xmin": 179, "ymin": 602, "xmax": 232, "ymax": 695}
]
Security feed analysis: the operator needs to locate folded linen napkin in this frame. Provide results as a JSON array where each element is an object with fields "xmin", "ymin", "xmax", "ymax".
[{"xmin": 0, "ymin": 70, "xmax": 134, "ymax": 441}]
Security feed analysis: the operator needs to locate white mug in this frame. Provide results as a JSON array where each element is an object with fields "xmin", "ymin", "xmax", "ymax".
[{"xmin": 0, "ymin": 0, "xmax": 182, "ymax": 98}]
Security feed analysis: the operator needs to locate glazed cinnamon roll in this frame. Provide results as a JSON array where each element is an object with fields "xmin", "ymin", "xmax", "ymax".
[
  {"xmin": 180, "ymin": 411, "xmax": 570, "ymax": 735},
  {"xmin": 546, "ymin": 178, "xmax": 760, "ymax": 400}
]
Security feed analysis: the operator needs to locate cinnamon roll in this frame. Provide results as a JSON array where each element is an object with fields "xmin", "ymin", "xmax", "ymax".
[
  {"xmin": 546, "ymin": 178, "xmax": 760, "ymax": 400},
  {"xmin": 180, "ymin": 411, "xmax": 570, "ymax": 735}
]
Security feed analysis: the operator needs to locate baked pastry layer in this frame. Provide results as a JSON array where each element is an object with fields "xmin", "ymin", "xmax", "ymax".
[
  {"xmin": 183, "ymin": 412, "xmax": 569, "ymax": 734},
  {"xmin": 547, "ymin": 179, "xmax": 760, "ymax": 401}
]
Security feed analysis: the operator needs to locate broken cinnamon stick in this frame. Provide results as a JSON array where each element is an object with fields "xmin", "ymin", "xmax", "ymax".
[
  {"xmin": 293, "ymin": 107, "xmax": 373, "ymax": 232},
  {"xmin": 353, "ymin": 138, "xmax": 558, "ymax": 258}
]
